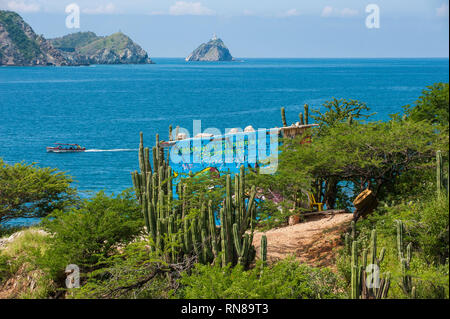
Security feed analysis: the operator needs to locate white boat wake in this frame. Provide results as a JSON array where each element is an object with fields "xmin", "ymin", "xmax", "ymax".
[{"xmin": 85, "ymin": 149, "xmax": 138, "ymax": 152}]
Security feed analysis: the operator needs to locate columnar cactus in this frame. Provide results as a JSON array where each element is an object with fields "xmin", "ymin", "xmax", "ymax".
[
  {"xmin": 368, "ymin": 229, "xmax": 386, "ymax": 298},
  {"xmin": 370, "ymin": 229, "xmax": 386, "ymax": 268},
  {"xmin": 261, "ymin": 234, "xmax": 267, "ymax": 265},
  {"xmin": 131, "ymin": 132, "xmax": 259, "ymax": 267},
  {"xmin": 299, "ymin": 113, "xmax": 304, "ymax": 125},
  {"xmin": 345, "ymin": 220, "xmax": 357, "ymax": 254},
  {"xmin": 350, "ymin": 230, "xmax": 390, "ymax": 299},
  {"xmin": 396, "ymin": 220, "xmax": 415, "ymax": 297},
  {"xmin": 401, "ymin": 243, "xmax": 413, "ymax": 295},
  {"xmin": 281, "ymin": 107, "xmax": 287, "ymax": 127},
  {"xmin": 351, "ymin": 241, "xmax": 359, "ymax": 299},
  {"xmin": 304, "ymin": 104, "xmax": 309, "ymax": 125}
]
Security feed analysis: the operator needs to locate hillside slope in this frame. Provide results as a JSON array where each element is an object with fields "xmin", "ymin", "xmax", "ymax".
[{"xmin": 0, "ymin": 10, "xmax": 70, "ymax": 66}]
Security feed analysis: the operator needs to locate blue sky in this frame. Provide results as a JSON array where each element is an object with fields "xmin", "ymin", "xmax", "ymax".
[{"xmin": 1, "ymin": 0, "xmax": 449, "ymax": 57}]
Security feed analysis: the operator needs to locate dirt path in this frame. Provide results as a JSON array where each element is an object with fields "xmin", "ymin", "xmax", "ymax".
[{"xmin": 253, "ymin": 213, "xmax": 353, "ymax": 268}]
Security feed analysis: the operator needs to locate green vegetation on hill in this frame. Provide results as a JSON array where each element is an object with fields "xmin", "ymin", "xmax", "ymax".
[
  {"xmin": 50, "ymin": 31, "xmax": 99, "ymax": 52},
  {"xmin": 50, "ymin": 31, "xmax": 137, "ymax": 56},
  {"xmin": 0, "ymin": 10, "xmax": 41, "ymax": 62},
  {"xmin": 77, "ymin": 32, "xmax": 133, "ymax": 56}
]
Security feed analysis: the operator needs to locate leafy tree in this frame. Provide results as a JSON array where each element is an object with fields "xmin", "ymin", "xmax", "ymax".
[
  {"xmin": 311, "ymin": 98, "xmax": 373, "ymax": 135},
  {"xmin": 256, "ymin": 118, "xmax": 442, "ymax": 211},
  {"xmin": 404, "ymin": 82, "xmax": 449, "ymax": 127},
  {"xmin": 38, "ymin": 190, "xmax": 143, "ymax": 281},
  {"xmin": 0, "ymin": 159, "xmax": 77, "ymax": 224}
]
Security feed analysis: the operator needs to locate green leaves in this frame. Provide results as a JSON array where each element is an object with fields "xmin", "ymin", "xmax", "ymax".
[
  {"xmin": 311, "ymin": 97, "xmax": 373, "ymax": 135},
  {"xmin": 178, "ymin": 257, "xmax": 345, "ymax": 299},
  {"xmin": 404, "ymin": 82, "xmax": 449, "ymax": 127},
  {"xmin": 0, "ymin": 159, "xmax": 77, "ymax": 224},
  {"xmin": 38, "ymin": 190, "xmax": 143, "ymax": 279},
  {"xmin": 281, "ymin": 119, "xmax": 439, "ymax": 196}
]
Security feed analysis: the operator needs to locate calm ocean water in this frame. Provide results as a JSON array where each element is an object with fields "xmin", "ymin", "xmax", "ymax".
[{"xmin": 0, "ymin": 58, "xmax": 449, "ymax": 225}]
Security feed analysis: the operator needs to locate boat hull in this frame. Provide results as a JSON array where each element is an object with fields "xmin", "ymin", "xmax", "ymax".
[{"xmin": 46, "ymin": 148, "xmax": 86, "ymax": 153}]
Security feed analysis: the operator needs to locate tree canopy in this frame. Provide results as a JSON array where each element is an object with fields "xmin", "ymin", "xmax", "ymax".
[
  {"xmin": 0, "ymin": 159, "xmax": 77, "ymax": 224},
  {"xmin": 404, "ymin": 83, "xmax": 449, "ymax": 127},
  {"xmin": 252, "ymin": 85, "xmax": 448, "ymax": 212}
]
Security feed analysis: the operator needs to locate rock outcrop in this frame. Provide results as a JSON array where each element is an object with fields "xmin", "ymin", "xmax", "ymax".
[
  {"xmin": 0, "ymin": 10, "xmax": 71, "ymax": 66},
  {"xmin": 186, "ymin": 36, "xmax": 233, "ymax": 62},
  {"xmin": 0, "ymin": 10, "xmax": 153, "ymax": 66}
]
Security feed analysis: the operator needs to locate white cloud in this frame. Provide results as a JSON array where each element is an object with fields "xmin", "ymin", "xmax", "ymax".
[
  {"xmin": 321, "ymin": 6, "xmax": 358, "ymax": 18},
  {"xmin": 321, "ymin": 6, "xmax": 333, "ymax": 17},
  {"xmin": 340, "ymin": 8, "xmax": 358, "ymax": 17},
  {"xmin": 169, "ymin": 1, "xmax": 214, "ymax": 16},
  {"xmin": 6, "ymin": 1, "xmax": 40, "ymax": 13},
  {"xmin": 282, "ymin": 8, "xmax": 300, "ymax": 17},
  {"xmin": 436, "ymin": 3, "xmax": 449, "ymax": 17},
  {"xmin": 82, "ymin": 3, "xmax": 116, "ymax": 15}
]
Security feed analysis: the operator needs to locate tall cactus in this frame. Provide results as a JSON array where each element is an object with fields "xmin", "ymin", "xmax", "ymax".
[
  {"xmin": 304, "ymin": 104, "xmax": 309, "ymax": 125},
  {"xmin": 351, "ymin": 241, "xmax": 359, "ymax": 299},
  {"xmin": 299, "ymin": 113, "xmax": 304, "ymax": 125},
  {"xmin": 132, "ymin": 132, "xmax": 259, "ymax": 267},
  {"xmin": 261, "ymin": 235, "xmax": 267, "ymax": 265},
  {"xmin": 396, "ymin": 220, "xmax": 415, "ymax": 297},
  {"xmin": 345, "ymin": 220, "xmax": 357, "ymax": 254},
  {"xmin": 281, "ymin": 107, "xmax": 287, "ymax": 127},
  {"xmin": 350, "ymin": 230, "xmax": 390, "ymax": 299},
  {"xmin": 368, "ymin": 229, "xmax": 386, "ymax": 298},
  {"xmin": 370, "ymin": 229, "xmax": 386, "ymax": 268}
]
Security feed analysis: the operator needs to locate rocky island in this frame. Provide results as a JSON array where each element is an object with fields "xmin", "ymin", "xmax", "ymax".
[
  {"xmin": 185, "ymin": 34, "xmax": 233, "ymax": 62},
  {"xmin": 0, "ymin": 10, "xmax": 153, "ymax": 66},
  {"xmin": 50, "ymin": 31, "xmax": 153, "ymax": 65}
]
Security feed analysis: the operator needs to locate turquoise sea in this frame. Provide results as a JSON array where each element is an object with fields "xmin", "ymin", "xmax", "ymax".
[{"xmin": 0, "ymin": 58, "xmax": 449, "ymax": 225}]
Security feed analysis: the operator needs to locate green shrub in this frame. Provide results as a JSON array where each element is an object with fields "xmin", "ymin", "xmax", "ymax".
[
  {"xmin": 38, "ymin": 190, "xmax": 143, "ymax": 282},
  {"xmin": 70, "ymin": 241, "xmax": 173, "ymax": 299},
  {"xmin": 0, "ymin": 254, "xmax": 12, "ymax": 284},
  {"xmin": 0, "ymin": 158, "xmax": 77, "ymax": 224},
  {"xmin": 178, "ymin": 257, "xmax": 345, "ymax": 299},
  {"xmin": 338, "ymin": 193, "xmax": 449, "ymax": 299}
]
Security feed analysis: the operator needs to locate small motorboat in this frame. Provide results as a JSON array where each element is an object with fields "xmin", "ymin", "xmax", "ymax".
[{"xmin": 46, "ymin": 143, "xmax": 86, "ymax": 153}]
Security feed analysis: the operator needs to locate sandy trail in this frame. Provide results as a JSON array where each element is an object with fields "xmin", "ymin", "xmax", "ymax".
[{"xmin": 253, "ymin": 213, "xmax": 353, "ymax": 268}]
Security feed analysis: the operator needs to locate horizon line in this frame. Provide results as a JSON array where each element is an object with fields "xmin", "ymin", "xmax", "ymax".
[{"xmin": 150, "ymin": 56, "xmax": 450, "ymax": 59}]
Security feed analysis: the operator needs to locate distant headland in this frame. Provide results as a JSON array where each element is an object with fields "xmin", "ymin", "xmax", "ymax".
[{"xmin": 0, "ymin": 10, "xmax": 153, "ymax": 66}]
